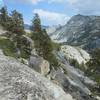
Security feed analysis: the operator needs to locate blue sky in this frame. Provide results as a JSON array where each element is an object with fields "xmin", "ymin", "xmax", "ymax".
[{"xmin": 1, "ymin": 0, "xmax": 100, "ymax": 26}]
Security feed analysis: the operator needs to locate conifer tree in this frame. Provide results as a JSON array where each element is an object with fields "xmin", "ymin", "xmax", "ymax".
[
  {"xmin": 86, "ymin": 48, "xmax": 100, "ymax": 74},
  {"xmin": 0, "ymin": 7, "xmax": 8, "ymax": 27},
  {"xmin": 31, "ymin": 13, "xmax": 58, "ymax": 66},
  {"xmin": 10, "ymin": 10, "xmax": 25, "ymax": 54},
  {"xmin": 11, "ymin": 10, "xmax": 24, "ymax": 35},
  {"xmin": 31, "ymin": 13, "xmax": 43, "ymax": 55}
]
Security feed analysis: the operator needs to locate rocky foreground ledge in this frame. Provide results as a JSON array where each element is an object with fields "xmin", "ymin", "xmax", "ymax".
[{"xmin": 0, "ymin": 50, "xmax": 74, "ymax": 100}]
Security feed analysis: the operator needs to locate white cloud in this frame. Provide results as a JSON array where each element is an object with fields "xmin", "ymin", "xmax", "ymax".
[
  {"xmin": 8, "ymin": 0, "xmax": 100, "ymax": 15},
  {"xmin": 49, "ymin": 0, "xmax": 100, "ymax": 15},
  {"xmin": 33, "ymin": 9, "xmax": 70, "ymax": 25},
  {"xmin": 67, "ymin": 0, "xmax": 100, "ymax": 15},
  {"xmin": 6, "ymin": 0, "xmax": 100, "ymax": 25},
  {"xmin": 7, "ymin": 0, "xmax": 44, "ymax": 5},
  {"xmin": 67, "ymin": 0, "xmax": 78, "ymax": 4},
  {"xmin": 9, "ymin": 0, "xmax": 65, "ymax": 4},
  {"xmin": 46, "ymin": 0, "xmax": 100, "ymax": 15},
  {"xmin": 48, "ymin": 0, "xmax": 66, "ymax": 3},
  {"xmin": 28, "ymin": 0, "xmax": 43, "ymax": 4},
  {"xmin": 47, "ymin": 0, "xmax": 77, "ymax": 4}
]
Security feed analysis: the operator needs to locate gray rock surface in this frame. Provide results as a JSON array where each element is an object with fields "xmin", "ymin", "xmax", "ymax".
[
  {"xmin": 0, "ymin": 26, "xmax": 7, "ymax": 35},
  {"xmin": 0, "ymin": 50, "xmax": 74, "ymax": 100},
  {"xmin": 49, "ymin": 14, "xmax": 100, "ymax": 50},
  {"xmin": 29, "ymin": 56, "xmax": 50, "ymax": 75},
  {"xmin": 49, "ymin": 51, "xmax": 98, "ymax": 100}
]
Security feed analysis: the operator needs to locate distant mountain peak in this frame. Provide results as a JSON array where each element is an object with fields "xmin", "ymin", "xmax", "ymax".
[{"xmin": 49, "ymin": 14, "xmax": 100, "ymax": 51}]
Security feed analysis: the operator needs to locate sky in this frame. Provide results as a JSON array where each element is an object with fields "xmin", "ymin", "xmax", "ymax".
[{"xmin": 1, "ymin": 0, "xmax": 100, "ymax": 26}]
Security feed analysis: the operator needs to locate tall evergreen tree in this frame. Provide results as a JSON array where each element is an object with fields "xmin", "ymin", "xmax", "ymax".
[
  {"xmin": 31, "ymin": 13, "xmax": 58, "ymax": 66},
  {"xmin": 11, "ymin": 10, "xmax": 24, "ymax": 35},
  {"xmin": 86, "ymin": 48, "xmax": 100, "ymax": 94},
  {"xmin": 86, "ymin": 48, "xmax": 100, "ymax": 74},
  {"xmin": 32, "ymin": 13, "xmax": 42, "ymax": 33},
  {"xmin": 10, "ymin": 10, "xmax": 24, "ymax": 49},
  {"xmin": 0, "ymin": 7, "xmax": 31, "ymax": 58},
  {"xmin": 31, "ymin": 13, "xmax": 43, "ymax": 55},
  {"xmin": 0, "ymin": 7, "xmax": 8, "ymax": 27}
]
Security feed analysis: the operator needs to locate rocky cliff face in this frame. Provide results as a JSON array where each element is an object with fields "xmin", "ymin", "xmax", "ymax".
[
  {"xmin": 50, "ymin": 14, "xmax": 100, "ymax": 50},
  {"xmin": 0, "ymin": 50, "xmax": 74, "ymax": 100},
  {"xmin": 52, "ymin": 50, "xmax": 99, "ymax": 100},
  {"xmin": 60, "ymin": 45, "xmax": 90, "ymax": 64}
]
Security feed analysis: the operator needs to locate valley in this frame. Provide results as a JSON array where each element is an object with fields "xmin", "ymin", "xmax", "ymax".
[{"xmin": 0, "ymin": 2, "xmax": 100, "ymax": 100}]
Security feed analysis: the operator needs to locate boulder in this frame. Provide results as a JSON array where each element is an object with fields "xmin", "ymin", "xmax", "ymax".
[{"xmin": 29, "ymin": 55, "xmax": 50, "ymax": 75}]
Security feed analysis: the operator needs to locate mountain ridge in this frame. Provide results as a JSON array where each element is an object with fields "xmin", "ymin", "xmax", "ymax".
[{"xmin": 49, "ymin": 14, "xmax": 100, "ymax": 51}]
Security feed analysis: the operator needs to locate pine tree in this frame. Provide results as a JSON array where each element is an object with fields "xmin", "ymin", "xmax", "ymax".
[
  {"xmin": 0, "ymin": 7, "xmax": 31, "ymax": 58},
  {"xmin": 11, "ymin": 10, "xmax": 24, "ymax": 35},
  {"xmin": 10, "ymin": 10, "xmax": 24, "ymax": 49},
  {"xmin": 31, "ymin": 13, "xmax": 52, "ymax": 57},
  {"xmin": 31, "ymin": 13, "xmax": 58, "ymax": 67},
  {"xmin": 86, "ymin": 48, "xmax": 100, "ymax": 73},
  {"xmin": 32, "ymin": 13, "xmax": 42, "ymax": 33},
  {"xmin": 0, "ymin": 7, "xmax": 8, "ymax": 27},
  {"xmin": 86, "ymin": 48, "xmax": 100, "ymax": 94},
  {"xmin": 42, "ymin": 29, "xmax": 53, "ymax": 58},
  {"xmin": 31, "ymin": 13, "xmax": 43, "ymax": 55}
]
